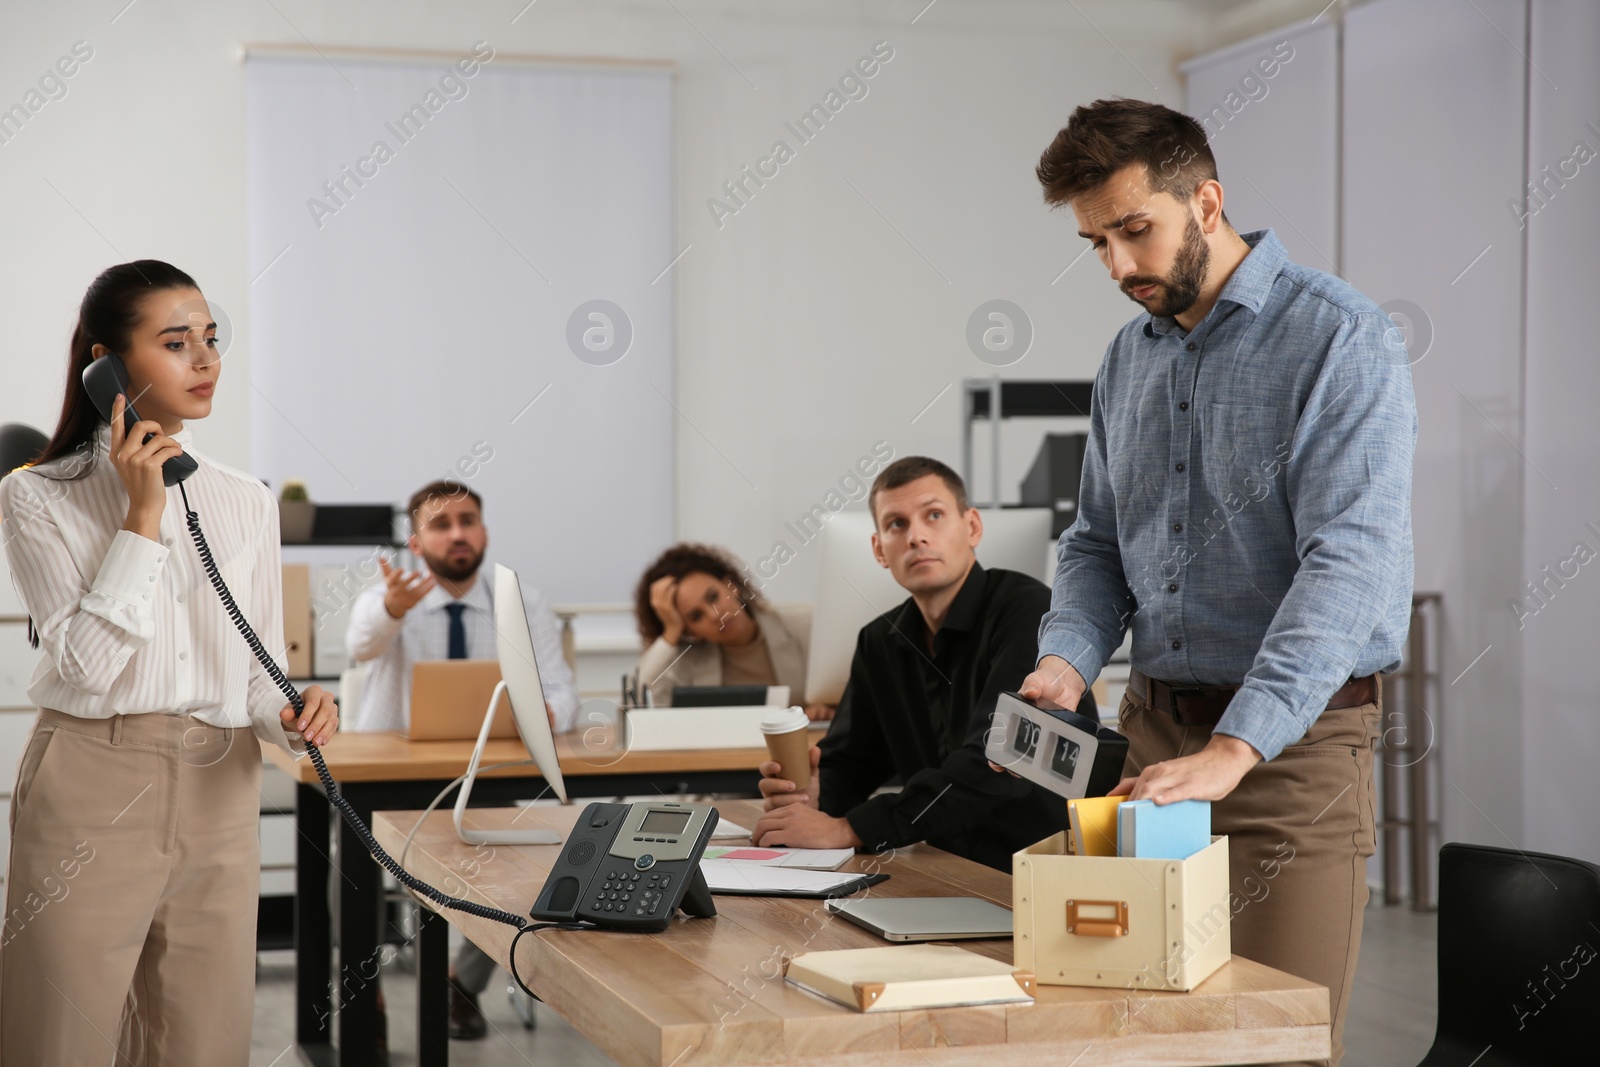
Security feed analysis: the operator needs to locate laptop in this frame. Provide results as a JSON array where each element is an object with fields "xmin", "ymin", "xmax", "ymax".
[
  {"xmin": 824, "ymin": 897, "xmax": 1014, "ymax": 942},
  {"xmin": 406, "ymin": 660, "xmax": 519, "ymax": 741}
]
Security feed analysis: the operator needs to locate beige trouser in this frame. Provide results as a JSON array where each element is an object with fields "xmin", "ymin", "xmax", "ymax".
[
  {"xmin": 1118, "ymin": 685, "xmax": 1380, "ymax": 1067},
  {"xmin": 1, "ymin": 708, "xmax": 261, "ymax": 1066}
]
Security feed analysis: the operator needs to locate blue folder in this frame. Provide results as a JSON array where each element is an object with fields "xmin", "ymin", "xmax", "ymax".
[{"xmin": 1116, "ymin": 799, "xmax": 1212, "ymax": 860}]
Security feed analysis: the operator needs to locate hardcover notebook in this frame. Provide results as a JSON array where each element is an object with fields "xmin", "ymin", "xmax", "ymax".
[
  {"xmin": 783, "ymin": 944, "xmax": 1035, "ymax": 1012},
  {"xmin": 1117, "ymin": 798, "xmax": 1211, "ymax": 860}
]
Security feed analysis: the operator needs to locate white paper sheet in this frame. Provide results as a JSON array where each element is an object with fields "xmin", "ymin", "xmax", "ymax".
[{"xmin": 700, "ymin": 861, "xmax": 866, "ymax": 895}]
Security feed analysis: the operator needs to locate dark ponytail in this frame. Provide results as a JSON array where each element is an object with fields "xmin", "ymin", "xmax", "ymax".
[{"xmin": 27, "ymin": 259, "xmax": 200, "ymax": 478}]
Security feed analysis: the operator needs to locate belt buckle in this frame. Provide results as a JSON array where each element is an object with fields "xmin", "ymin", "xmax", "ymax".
[{"xmin": 1166, "ymin": 687, "xmax": 1209, "ymax": 725}]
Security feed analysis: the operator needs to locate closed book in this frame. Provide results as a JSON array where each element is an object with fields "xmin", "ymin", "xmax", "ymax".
[
  {"xmin": 782, "ymin": 944, "xmax": 1035, "ymax": 1012},
  {"xmin": 1117, "ymin": 798, "xmax": 1211, "ymax": 860},
  {"xmin": 1067, "ymin": 796, "xmax": 1123, "ymax": 857}
]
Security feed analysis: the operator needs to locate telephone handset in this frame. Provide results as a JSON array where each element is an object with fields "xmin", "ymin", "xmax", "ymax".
[
  {"xmin": 81, "ymin": 351, "xmax": 199, "ymax": 486},
  {"xmin": 532, "ymin": 801, "xmax": 719, "ymax": 931}
]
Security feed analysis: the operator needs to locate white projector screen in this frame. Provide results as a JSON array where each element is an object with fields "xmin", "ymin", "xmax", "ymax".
[{"xmin": 244, "ymin": 49, "xmax": 674, "ymax": 604}]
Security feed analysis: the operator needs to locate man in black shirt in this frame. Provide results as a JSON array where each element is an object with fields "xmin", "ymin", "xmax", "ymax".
[{"xmin": 752, "ymin": 456, "xmax": 1094, "ymax": 870}]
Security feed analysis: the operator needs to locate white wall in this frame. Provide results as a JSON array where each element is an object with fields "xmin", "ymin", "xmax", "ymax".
[
  {"xmin": 0, "ymin": 0, "xmax": 1197, "ymax": 608},
  {"xmin": 1521, "ymin": 0, "xmax": 1600, "ymax": 861},
  {"xmin": 1344, "ymin": 0, "xmax": 1530, "ymax": 854},
  {"xmin": 1183, "ymin": 18, "xmax": 1338, "ymax": 271}
]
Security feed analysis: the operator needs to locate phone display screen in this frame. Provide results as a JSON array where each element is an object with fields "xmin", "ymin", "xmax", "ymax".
[{"xmin": 639, "ymin": 810, "xmax": 692, "ymax": 836}]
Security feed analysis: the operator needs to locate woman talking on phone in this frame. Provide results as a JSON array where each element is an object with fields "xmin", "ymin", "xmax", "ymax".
[{"xmin": 0, "ymin": 260, "xmax": 338, "ymax": 1065}]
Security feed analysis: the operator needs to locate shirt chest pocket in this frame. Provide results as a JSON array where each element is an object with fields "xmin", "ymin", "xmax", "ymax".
[{"xmin": 1200, "ymin": 399, "xmax": 1294, "ymax": 502}]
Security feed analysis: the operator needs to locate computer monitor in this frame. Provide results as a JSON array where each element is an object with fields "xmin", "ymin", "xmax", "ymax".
[
  {"xmin": 452, "ymin": 563, "xmax": 569, "ymax": 846},
  {"xmin": 802, "ymin": 508, "xmax": 1053, "ymax": 706}
]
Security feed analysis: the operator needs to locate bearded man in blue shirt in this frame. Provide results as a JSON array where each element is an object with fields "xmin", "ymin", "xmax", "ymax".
[{"xmin": 1020, "ymin": 99, "xmax": 1416, "ymax": 1067}]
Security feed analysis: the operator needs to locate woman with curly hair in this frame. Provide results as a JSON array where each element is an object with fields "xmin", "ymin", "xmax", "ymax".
[{"xmin": 632, "ymin": 543, "xmax": 832, "ymax": 719}]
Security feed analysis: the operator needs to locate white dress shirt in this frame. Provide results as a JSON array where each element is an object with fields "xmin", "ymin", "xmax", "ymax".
[
  {"xmin": 0, "ymin": 422, "xmax": 301, "ymax": 752},
  {"xmin": 344, "ymin": 568, "xmax": 578, "ymax": 734}
]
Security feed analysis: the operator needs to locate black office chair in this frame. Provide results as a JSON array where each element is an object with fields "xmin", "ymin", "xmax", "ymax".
[
  {"xmin": 1416, "ymin": 842, "xmax": 1600, "ymax": 1065},
  {"xmin": 0, "ymin": 423, "xmax": 47, "ymax": 475}
]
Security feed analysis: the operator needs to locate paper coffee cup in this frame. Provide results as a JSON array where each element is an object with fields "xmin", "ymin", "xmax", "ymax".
[{"xmin": 761, "ymin": 705, "xmax": 812, "ymax": 789}]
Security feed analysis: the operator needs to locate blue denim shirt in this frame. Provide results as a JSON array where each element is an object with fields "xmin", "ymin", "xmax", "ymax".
[{"xmin": 1038, "ymin": 229, "xmax": 1417, "ymax": 762}]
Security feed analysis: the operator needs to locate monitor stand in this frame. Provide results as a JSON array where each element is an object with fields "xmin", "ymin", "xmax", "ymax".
[{"xmin": 452, "ymin": 679, "xmax": 563, "ymax": 846}]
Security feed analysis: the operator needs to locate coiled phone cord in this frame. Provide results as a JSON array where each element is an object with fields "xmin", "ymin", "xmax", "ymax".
[{"xmin": 179, "ymin": 483, "xmax": 531, "ymax": 931}]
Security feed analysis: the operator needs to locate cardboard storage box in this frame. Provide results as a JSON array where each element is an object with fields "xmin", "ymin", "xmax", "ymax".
[{"xmin": 1013, "ymin": 833, "xmax": 1231, "ymax": 992}]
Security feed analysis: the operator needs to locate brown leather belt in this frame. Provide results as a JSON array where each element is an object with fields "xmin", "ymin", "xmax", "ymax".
[{"xmin": 1127, "ymin": 670, "xmax": 1377, "ymax": 728}]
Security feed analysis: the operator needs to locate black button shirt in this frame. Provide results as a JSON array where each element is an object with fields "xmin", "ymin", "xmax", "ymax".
[{"xmin": 818, "ymin": 563, "xmax": 1097, "ymax": 871}]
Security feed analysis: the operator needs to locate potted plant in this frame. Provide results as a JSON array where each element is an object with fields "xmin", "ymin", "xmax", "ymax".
[{"xmin": 278, "ymin": 479, "xmax": 317, "ymax": 543}]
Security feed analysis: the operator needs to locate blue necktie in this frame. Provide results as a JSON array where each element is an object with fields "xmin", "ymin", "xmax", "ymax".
[{"xmin": 445, "ymin": 602, "xmax": 468, "ymax": 660}]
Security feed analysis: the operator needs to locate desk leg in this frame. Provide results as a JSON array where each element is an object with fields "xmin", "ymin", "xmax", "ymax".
[
  {"xmin": 417, "ymin": 907, "xmax": 450, "ymax": 1066},
  {"xmin": 336, "ymin": 790, "xmax": 382, "ymax": 1067},
  {"xmin": 296, "ymin": 781, "xmax": 334, "ymax": 1056}
]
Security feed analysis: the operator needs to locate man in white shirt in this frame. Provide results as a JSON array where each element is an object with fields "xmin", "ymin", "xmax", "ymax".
[
  {"xmin": 344, "ymin": 479, "xmax": 577, "ymax": 1041},
  {"xmin": 345, "ymin": 481, "xmax": 577, "ymax": 734}
]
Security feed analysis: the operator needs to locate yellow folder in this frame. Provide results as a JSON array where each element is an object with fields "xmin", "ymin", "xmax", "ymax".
[{"xmin": 1067, "ymin": 796, "xmax": 1124, "ymax": 857}]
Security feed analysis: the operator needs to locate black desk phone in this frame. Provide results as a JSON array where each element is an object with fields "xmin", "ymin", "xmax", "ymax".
[{"xmin": 531, "ymin": 801, "xmax": 718, "ymax": 932}]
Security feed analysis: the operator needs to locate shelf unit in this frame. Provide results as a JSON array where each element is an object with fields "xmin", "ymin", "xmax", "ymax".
[{"xmin": 961, "ymin": 378, "xmax": 1094, "ymax": 507}]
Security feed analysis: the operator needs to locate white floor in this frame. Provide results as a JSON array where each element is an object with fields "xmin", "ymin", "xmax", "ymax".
[{"xmin": 250, "ymin": 901, "xmax": 1440, "ymax": 1066}]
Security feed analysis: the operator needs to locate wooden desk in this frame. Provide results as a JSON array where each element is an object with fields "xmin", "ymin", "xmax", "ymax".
[
  {"xmin": 373, "ymin": 799, "xmax": 1330, "ymax": 1067},
  {"xmin": 264, "ymin": 730, "xmax": 824, "ymax": 1067}
]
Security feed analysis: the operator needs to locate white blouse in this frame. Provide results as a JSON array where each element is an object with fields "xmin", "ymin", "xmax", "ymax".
[{"xmin": 0, "ymin": 421, "xmax": 300, "ymax": 751}]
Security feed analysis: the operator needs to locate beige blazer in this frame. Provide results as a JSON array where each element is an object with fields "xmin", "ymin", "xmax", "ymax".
[{"xmin": 636, "ymin": 603, "xmax": 811, "ymax": 707}]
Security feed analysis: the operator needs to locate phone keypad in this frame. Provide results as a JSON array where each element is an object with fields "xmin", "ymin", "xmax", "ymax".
[
  {"xmin": 633, "ymin": 871, "xmax": 674, "ymax": 918},
  {"xmin": 592, "ymin": 871, "xmax": 643, "ymax": 913}
]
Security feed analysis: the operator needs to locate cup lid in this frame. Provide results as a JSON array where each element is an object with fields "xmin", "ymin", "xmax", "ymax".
[{"xmin": 760, "ymin": 705, "xmax": 810, "ymax": 733}]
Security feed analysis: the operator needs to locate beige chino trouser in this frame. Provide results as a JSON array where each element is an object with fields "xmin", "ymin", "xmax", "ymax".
[
  {"xmin": 1, "ymin": 707, "xmax": 261, "ymax": 1067},
  {"xmin": 1118, "ymin": 685, "xmax": 1381, "ymax": 1067}
]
